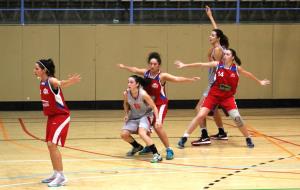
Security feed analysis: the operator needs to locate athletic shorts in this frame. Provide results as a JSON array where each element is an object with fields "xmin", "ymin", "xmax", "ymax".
[
  {"xmin": 152, "ymin": 104, "xmax": 168, "ymax": 125},
  {"xmin": 46, "ymin": 114, "xmax": 70, "ymax": 147},
  {"xmin": 202, "ymin": 95, "xmax": 237, "ymax": 113},
  {"xmin": 202, "ymin": 85, "xmax": 211, "ymax": 97},
  {"xmin": 123, "ymin": 115, "xmax": 153, "ymax": 134}
]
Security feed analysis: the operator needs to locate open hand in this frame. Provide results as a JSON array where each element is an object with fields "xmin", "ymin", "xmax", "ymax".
[
  {"xmin": 260, "ymin": 79, "xmax": 271, "ymax": 86},
  {"xmin": 174, "ymin": 60, "xmax": 185, "ymax": 68}
]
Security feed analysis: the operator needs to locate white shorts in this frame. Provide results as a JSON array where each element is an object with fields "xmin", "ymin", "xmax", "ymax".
[{"xmin": 122, "ymin": 115, "xmax": 152, "ymax": 134}]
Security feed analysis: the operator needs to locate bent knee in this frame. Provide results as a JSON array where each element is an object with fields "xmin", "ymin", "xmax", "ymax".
[
  {"xmin": 120, "ymin": 131, "xmax": 130, "ymax": 139},
  {"xmin": 234, "ymin": 116, "xmax": 244, "ymax": 127}
]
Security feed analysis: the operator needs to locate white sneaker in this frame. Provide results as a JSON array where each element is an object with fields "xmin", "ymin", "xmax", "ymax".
[
  {"xmin": 41, "ymin": 173, "xmax": 57, "ymax": 183},
  {"xmin": 151, "ymin": 153, "xmax": 162, "ymax": 163},
  {"xmin": 47, "ymin": 174, "xmax": 67, "ymax": 187}
]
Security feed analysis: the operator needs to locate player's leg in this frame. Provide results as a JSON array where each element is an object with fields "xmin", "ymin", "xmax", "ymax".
[
  {"xmin": 46, "ymin": 115, "xmax": 69, "ymax": 187},
  {"xmin": 178, "ymin": 107, "xmax": 211, "ymax": 148},
  {"xmin": 138, "ymin": 118, "xmax": 162, "ymax": 163},
  {"xmin": 121, "ymin": 120, "xmax": 144, "ymax": 156},
  {"xmin": 153, "ymin": 104, "xmax": 174, "ymax": 160},
  {"xmin": 210, "ymin": 109, "xmax": 228, "ymax": 140},
  {"xmin": 223, "ymin": 97, "xmax": 254, "ymax": 148}
]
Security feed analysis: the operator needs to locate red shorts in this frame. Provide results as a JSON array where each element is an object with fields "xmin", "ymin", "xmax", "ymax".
[
  {"xmin": 202, "ymin": 95, "xmax": 237, "ymax": 112},
  {"xmin": 152, "ymin": 104, "xmax": 168, "ymax": 125},
  {"xmin": 46, "ymin": 114, "xmax": 70, "ymax": 147}
]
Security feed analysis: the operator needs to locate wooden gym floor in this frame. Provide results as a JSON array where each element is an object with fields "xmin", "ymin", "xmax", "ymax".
[{"xmin": 0, "ymin": 108, "xmax": 299, "ymax": 190}]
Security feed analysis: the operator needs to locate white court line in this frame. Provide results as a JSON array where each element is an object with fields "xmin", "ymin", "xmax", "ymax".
[
  {"xmin": 0, "ymin": 170, "xmax": 207, "ymax": 188},
  {"xmin": 0, "ymin": 182, "xmax": 39, "ymax": 188},
  {"xmin": 1, "ymin": 168, "xmax": 299, "ymax": 188},
  {"xmin": 0, "ymin": 156, "xmax": 288, "ymax": 163}
]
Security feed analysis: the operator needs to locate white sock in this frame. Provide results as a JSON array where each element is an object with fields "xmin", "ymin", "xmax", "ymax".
[
  {"xmin": 183, "ymin": 133, "xmax": 189, "ymax": 137},
  {"xmin": 57, "ymin": 171, "xmax": 64, "ymax": 178}
]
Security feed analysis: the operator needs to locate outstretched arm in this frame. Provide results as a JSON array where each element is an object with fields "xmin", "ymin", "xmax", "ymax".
[
  {"xmin": 160, "ymin": 72, "xmax": 200, "ymax": 83},
  {"xmin": 238, "ymin": 66, "xmax": 271, "ymax": 86},
  {"xmin": 206, "ymin": 5, "xmax": 218, "ymax": 29},
  {"xmin": 117, "ymin": 64, "xmax": 146, "ymax": 76},
  {"xmin": 174, "ymin": 60, "xmax": 218, "ymax": 69},
  {"xmin": 50, "ymin": 73, "xmax": 81, "ymax": 88}
]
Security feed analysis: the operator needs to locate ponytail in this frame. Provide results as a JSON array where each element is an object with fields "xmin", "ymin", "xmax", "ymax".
[
  {"xmin": 130, "ymin": 75, "xmax": 150, "ymax": 88},
  {"xmin": 229, "ymin": 48, "xmax": 241, "ymax": 65},
  {"xmin": 213, "ymin": 29, "xmax": 229, "ymax": 49}
]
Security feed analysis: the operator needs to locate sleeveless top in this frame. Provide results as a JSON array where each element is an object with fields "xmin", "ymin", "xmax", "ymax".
[
  {"xmin": 144, "ymin": 70, "xmax": 168, "ymax": 106},
  {"xmin": 127, "ymin": 88, "xmax": 152, "ymax": 120},
  {"xmin": 209, "ymin": 62, "xmax": 239, "ymax": 99},
  {"xmin": 40, "ymin": 78, "xmax": 69, "ymax": 116}
]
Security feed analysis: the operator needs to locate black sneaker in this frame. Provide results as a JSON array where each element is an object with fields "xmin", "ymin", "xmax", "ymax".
[
  {"xmin": 210, "ymin": 132, "xmax": 228, "ymax": 140},
  {"xmin": 177, "ymin": 137, "xmax": 187, "ymax": 149},
  {"xmin": 191, "ymin": 136, "xmax": 211, "ymax": 146},
  {"xmin": 126, "ymin": 145, "xmax": 143, "ymax": 156},
  {"xmin": 246, "ymin": 137, "xmax": 254, "ymax": 148},
  {"xmin": 138, "ymin": 146, "xmax": 152, "ymax": 155}
]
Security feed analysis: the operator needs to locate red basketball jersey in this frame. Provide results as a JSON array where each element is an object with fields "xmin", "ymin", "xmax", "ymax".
[
  {"xmin": 40, "ymin": 78, "xmax": 70, "ymax": 116},
  {"xmin": 208, "ymin": 62, "xmax": 239, "ymax": 98},
  {"xmin": 144, "ymin": 70, "xmax": 168, "ymax": 106}
]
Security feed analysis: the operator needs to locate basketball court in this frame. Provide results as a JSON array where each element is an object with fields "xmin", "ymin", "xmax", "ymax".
[{"xmin": 1, "ymin": 108, "xmax": 299, "ymax": 189}]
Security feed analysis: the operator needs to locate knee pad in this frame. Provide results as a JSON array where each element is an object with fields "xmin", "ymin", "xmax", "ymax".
[{"xmin": 228, "ymin": 109, "xmax": 244, "ymax": 127}]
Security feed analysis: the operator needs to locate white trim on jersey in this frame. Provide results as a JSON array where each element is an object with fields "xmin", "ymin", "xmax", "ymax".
[
  {"xmin": 158, "ymin": 104, "xmax": 166, "ymax": 124},
  {"xmin": 52, "ymin": 116, "xmax": 70, "ymax": 145},
  {"xmin": 47, "ymin": 78, "xmax": 65, "ymax": 108}
]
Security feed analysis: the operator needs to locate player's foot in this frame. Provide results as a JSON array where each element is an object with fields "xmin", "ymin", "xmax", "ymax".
[
  {"xmin": 138, "ymin": 146, "xmax": 152, "ymax": 155},
  {"xmin": 126, "ymin": 145, "xmax": 143, "ymax": 156},
  {"xmin": 151, "ymin": 153, "xmax": 163, "ymax": 163},
  {"xmin": 177, "ymin": 137, "xmax": 187, "ymax": 149},
  {"xmin": 191, "ymin": 136, "xmax": 211, "ymax": 146},
  {"xmin": 246, "ymin": 137, "xmax": 255, "ymax": 148},
  {"xmin": 166, "ymin": 148, "xmax": 174, "ymax": 160},
  {"xmin": 41, "ymin": 173, "xmax": 56, "ymax": 183},
  {"xmin": 210, "ymin": 132, "xmax": 228, "ymax": 140},
  {"xmin": 47, "ymin": 174, "xmax": 67, "ymax": 187}
]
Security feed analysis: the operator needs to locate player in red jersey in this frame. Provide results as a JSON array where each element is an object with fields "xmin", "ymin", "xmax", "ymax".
[
  {"xmin": 175, "ymin": 49, "xmax": 270, "ymax": 148},
  {"xmin": 34, "ymin": 59, "xmax": 81, "ymax": 187},
  {"xmin": 118, "ymin": 52, "xmax": 200, "ymax": 160}
]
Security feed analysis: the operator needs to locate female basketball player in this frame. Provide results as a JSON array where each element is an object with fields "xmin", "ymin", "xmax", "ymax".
[
  {"xmin": 175, "ymin": 48, "xmax": 270, "ymax": 148},
  {"xmin": 191, "ymin": 5, "xmax": 230, "ymax": 147},
  {"xmin": 121, "ymin": 75, "xmax": 162, "ymax": 163},
  {"xmin": 34, "ymin": 59, "xmax": 81, "ymax": 187},
  {"xmin": 118, "ymin": 52, "xmax": 200, "ymax": 160}
]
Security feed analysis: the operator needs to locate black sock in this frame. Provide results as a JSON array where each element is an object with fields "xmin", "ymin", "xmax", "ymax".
[
  {"xmin": 130, "ymin": 140, "xmax": 141, "ymax": 148},
  {"xmin": 218, "ymin": 127, "xmax": 225, "ymax": 134},
  {"xmin": 201, "ymin": 129, "xmax": 209, "ymax": 138},
  {"xmin": 149, "ymin": 144, "xmax": 158, "ymax": 154}
]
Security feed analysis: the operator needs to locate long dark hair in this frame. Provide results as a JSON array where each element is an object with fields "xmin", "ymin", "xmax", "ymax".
[
  {"xmin": 213, "ymin": 29, "xmax": 229, "ymax": 49},
  {"xmin": 37, "ymin": 59, "xmax": 55, "ymax": 77},
  {"xmin": 130, "ymin": 75, "xmax": 150, "ymax": 88},
  {"xmin": 229, "ymin": 48, "xmax": 241, "ymax": 66},
  {"xmin": 147, "ymin": 52, "xmax": 161, "ymax": 65}
]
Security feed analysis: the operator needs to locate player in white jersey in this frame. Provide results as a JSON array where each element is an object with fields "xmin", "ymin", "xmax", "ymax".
[
  {"xmin": 121, "ymin": 75, "xmax": 162, "ymax": 163},
  {"xmin": 178, "ymin": 6, "xmax": 230, "ymax": 148}
]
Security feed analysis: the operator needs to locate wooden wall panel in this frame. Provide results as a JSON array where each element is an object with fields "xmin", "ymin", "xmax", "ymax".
[
  {"xmin": 22, "ymin": 25, "xmax": 59, "ymax": 101},
  {"xmin": 0, "ymin": 26, "xmax": 22, "ymax": 101},
  {"xmin": 60, "ymin": 25, "xmax": 96, "ymax": 101}
]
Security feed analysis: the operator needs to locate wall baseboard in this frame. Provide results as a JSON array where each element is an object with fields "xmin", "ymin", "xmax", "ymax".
[{"xmin": 0, "ymin": 99, "xmax": 299, "ymax": 111}]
